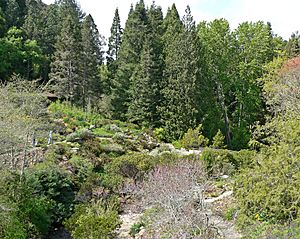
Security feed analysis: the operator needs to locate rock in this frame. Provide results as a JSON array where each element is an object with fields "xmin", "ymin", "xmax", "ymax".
[{"xmin": 70, "ymin": 147, "xmax": 80, "ymax": 154}]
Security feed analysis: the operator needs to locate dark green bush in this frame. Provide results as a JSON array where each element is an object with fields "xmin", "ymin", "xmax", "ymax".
[
  {"xmin": 105, "ymin": 153, "xmax": 159, "ymax": 180},
  {"xmin": 69, "ymin": 156, "xmax": 94, "ymax": 185},
  {"xmin": 64, "ymin": 200, "xmax": 121, "ymax": 239},
  {"xmin": 26, "ymin": 162, "xmax": 75, "ymax": 223},
  {"xmin": 200, "ymin": 148, "xmax": 236, "ymax": 176}
]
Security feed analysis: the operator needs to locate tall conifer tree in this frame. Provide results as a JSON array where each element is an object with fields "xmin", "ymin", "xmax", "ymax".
[
  {"xmin": 81, "ymin": 14, "xmax": 104, "ymax": 109},
  {"xmin": 111, "ymin": 0, "xmax": 148, "ymax": 119},
  {"xmin": 127, "ymin": 3, "xmax": 163, "ymax": 126},
  {"xmin": 107, "ymin": 8, "xmax": 122, "ymax": 68},
  {"xmin": 160, "ymin": 5, "xmax": 201, "ymax": 141},
  {"xmin": 49, "ymin": 0, "xmax": 82, "ymax": 103}
]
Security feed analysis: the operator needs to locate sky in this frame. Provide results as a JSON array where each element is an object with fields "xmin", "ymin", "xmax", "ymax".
[{"xmin": 42, "ymin": 0, "xmax": 300, "ymax": 40}]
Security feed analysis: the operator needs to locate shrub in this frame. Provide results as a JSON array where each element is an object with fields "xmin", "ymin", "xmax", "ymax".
[
  {"xmin": 99, "ymin": 143, "xmax": 125, "ymax": 156},
  {"xmin": 200, "ymin": 148, "xmax": 236, "ymax": 176},
  {"xmin": 69, "ymin": 156, "xmax": 94, "ymax": 185},
  {"xmin": 235, "ymin": 144, "xmax": 300, "ymax": 224},
  {"xmin": 105, "ymin": 153, "xmax": 159, "ymax": 181},
  {"xmin": 180, "ymin": 124, "xmax": 209, "ymax": 149},
  {"xmin": 26, "ymin": 162, "xmax": 75, "ymax": 223},
  {"xmin": 64, "ymin": 200, "xmax": 121, "ymax": 239},
  {"xmin": 232, "ymin": 149, "xmax": 256, "ymax": 169},
  {"xmin": 211, "ymin": 129, "xmax": 226, "ymax": 149},
  {"xmin": 137, "ymin": 160, "xmax": 221, "ymax": 238}
]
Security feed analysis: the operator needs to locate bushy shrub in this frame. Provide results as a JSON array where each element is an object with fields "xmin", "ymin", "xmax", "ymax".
[
  {"xmin": 180, "ymin": 124, "xmax": 209, "ymax": 149},
  {"xmin": 211, "ymin": 129, "xmax": 226, "ymax": 149},
  {"xmin": 26, "ymin": 162, "xmax": 75, "ymax": 222},
  {"xmin": 232, "ymin": 149, "xmax": 256, "ymax": 169},
  {"xmin": 69, "ymin": 156, "xmax": 94, "ymax": 185},
  {"xmin": 137, "ymin": 160, "xmax": 221, "ymax": 238},
  {"xmin": 235, "ymin": 144, "xmax": 300, "ymax": 224},
  {"xmin": 200, "ymin": 148, "xmax": 236, "ymax": 176},
  {"xmin": 99, "ymin": 143, "xmax": 125, "ymax": 156},
  {"xmin": 105, "ymin": 153, "xmax": 159, "ymax": 181},
  {"xmin": 64, "ymin": 200, "xmax": 121, "ymax": 239}
]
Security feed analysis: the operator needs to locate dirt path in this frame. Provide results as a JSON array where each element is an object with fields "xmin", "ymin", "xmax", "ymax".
[{"xmin": 116, "ymin": 212, "xmax": 143, "ymax": 239}]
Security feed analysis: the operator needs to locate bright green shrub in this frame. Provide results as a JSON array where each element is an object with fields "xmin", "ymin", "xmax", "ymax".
[
  {"xmin": 211, "ymin": 129, "xmax": 226, "ymax": 149},
  {"xmin": 232, "ymin": 149, "xmax": 257, "ymax": 169},
  {"xmin": 0, "ymin": 198, "xmax": 27, "ymax": 239},
  {"xmin": 69, "ymin": 156, "xmax": 94, "ymax": 185},
  {"xmin": 180, "ymin": 124, "xmax": 209, "ymax": 149},
  {"xmin": 65, "ymin": 200, "xmax": 121, "ymax": 239},
  {"xmin": 105, "ymin": 153, "xmax": 159, "ymax": 180},
  {"xmin": 235, "ymin": 144, "xmax": 300, "ymax": 223},
  {"xmin": 200, "ymin": 148, "xmax": 236, "ymax": 176}
]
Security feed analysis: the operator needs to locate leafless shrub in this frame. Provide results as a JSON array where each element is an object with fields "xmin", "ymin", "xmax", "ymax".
[{"xmin": 136, "ymin": 159, "xmax": 222, "ymax": 238}]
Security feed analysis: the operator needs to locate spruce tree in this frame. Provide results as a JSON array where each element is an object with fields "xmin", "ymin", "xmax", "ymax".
[
  {"xmin": 127, "ymin": 2, "xmax": 164, "ymax": 126},
  {"xmin": 111, "ymin": 0, "xmax": 148, "ymax": 119},
  {"xmin": 49, "ymin": 10, "xmax": 81, "ymax": 103},
  {"xmin": 107, "ymin": 8, "xmax": 122, "ymax": 68},
  {"xmin": 81, "ymin": 14, "xmax": 104, "ymax": 109},
  {"xmin": 160, "ymin": 6, "xmax": 201, "ymax": 141}
]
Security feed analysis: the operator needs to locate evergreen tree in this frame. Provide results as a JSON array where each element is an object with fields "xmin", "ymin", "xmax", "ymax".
[
  {"xmin": 111, "ymin": 0, "xmax": 148, "ymax": 119},
  {"xmin": 81, "ymin": 14, "xmax": 104, "ymax": 109},
  {"xmin": 49, "ymin": 11, "xmax": 81, "ymax": 103},
  {"xmin": 23, "ymin": 0, "xmax": 45, "ymax": 41},
  {"xmin": 106, "ymin": 8, "xmax": 122, "ymax": 69},
  {"xmin": 160, "ymin": 6, "xmax": 201, "ymax": 141},
  {"xmin": 5, "ymin": 0, "xmax": 21, "ymax": 27},
  {"xmin": 286, "ymin": 32, "xmax": 300, "ymax": 57},
  {"xmin": 127, "ymin": 2, "xmax": 164, "ymax": 126}
]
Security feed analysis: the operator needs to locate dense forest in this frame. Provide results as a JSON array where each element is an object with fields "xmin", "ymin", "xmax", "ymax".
[{"xmin": 1, "ymin": 0, "xmax": 300, "ymax": 238}]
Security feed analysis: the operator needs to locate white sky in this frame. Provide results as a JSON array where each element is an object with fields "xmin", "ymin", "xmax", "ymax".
[{"xmin": 42, "ymin": 0, "xmax": 300, "ymax": 40}]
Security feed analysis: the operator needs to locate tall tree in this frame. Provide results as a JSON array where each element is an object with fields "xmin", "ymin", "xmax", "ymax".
[
  {"xmin": 160, "ymin": 6, "xmax": 201, "ymax": 141},
  {"xmin": 111, "ymin": 0, "xmax": 148, "ymax": 119},
  {"xmin": 106, "ymin": 8, "xmax": 122, "ymax": 69},
  {"xmin": 48, "ymin": 9, "xmax": 82, "ymax": 102},
  {"xmin": 286, "ymin": 31, "xmax": 300, "ymax": 57},
  {"xmin": 198, "ymin": 19, "xmax": 237, "ymax": 145},
  {"xmin": 81, "ymin": 14, "xmax": 104, "ymax": 109},
  {"xmin": 233, "ymin": 21, "xmax": 275, "ymax": 148},
  {"xmin": 127, "ymin": 3, "xmax": 164, "ymax": 126}
]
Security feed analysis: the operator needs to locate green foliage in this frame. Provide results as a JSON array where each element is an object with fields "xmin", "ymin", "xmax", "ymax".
[
  {"xmin": 200, "ymin": 148, "xmax": 236, "ymax": 176},
  {"xmin": 64, "ymin": 200, "xmax": 121, "ymax": 239},
  {"xmin": 105, "ymin": 153, "xmax": 158, "ymax": 180},
  {"xmin": 26, "ymin": 161, "xmax": 75, "ymax": 222},
  {"xmin": 49, "ymin": 102, "xmax": 103, "ymax": 129},
  {"xmin": 69, "ymin": 156, "xmax": 94, "ymax": 185},
  {"xmin": 235, "ymin": 144, "xmax": 300, "ymax": 223},
  {"xmin": 211, "ymin": 129, "xmax": 226, "ymax": 149},
  {"xmin": 180, "ymin": 124, "xmax": 209, "ymax": 149},
  {"xmin": 130, "ymin": 222, "xmax": 145, "ymax": 237}
]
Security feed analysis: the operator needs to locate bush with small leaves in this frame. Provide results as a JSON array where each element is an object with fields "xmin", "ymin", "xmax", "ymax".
[
  {"xmin": 200, "ymin": 148, "xmax": 236, "ymax": 176},
  {"xmin": 180, "ymin": 124, "xmax": 209, "ymax": 149},
  {"xmin": 64, "ymin": 200, "xmax": 121, "ymax": 239},
  {"xmin": 211, "ymin": 129, "xmax": 226, "ymax": 149}
]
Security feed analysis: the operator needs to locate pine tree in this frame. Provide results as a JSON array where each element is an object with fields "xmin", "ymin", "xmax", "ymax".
[
  {"xmin": 107, "ymin": 8, "xmax": 122, "ymax": 68},
  {"xmin": 111, "ymin": 0, "xmax": 148, "ymax": 119},
  {"xmin": 5, "ymin": 0, "xmax": 21, "ymax": 27},
  {"xmin": 49, "ymin": 11, "xmax": 81, "ymax": 103},
  {"xmin": 81, "ymin": 14, "xmax": 104, "ymax": 109},
  {"xmin": 160, "ymin": 5, "xmax": 201, "ymax": 141},
  {"xmin": 127, "ymin": 2, "xmax": 164, "ymax": 126},
  {"xmin": 23, "ymin": 0, "xmax": 45, "ymax": 41}
]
